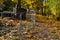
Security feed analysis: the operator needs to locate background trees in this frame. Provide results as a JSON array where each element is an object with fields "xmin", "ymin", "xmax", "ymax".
[
  {"xmin": 3, "ymin": 0, "xmax": 16, "ymax": 11},
  {"xmin": 0, "ymin": 0, "xmax": 60, "ymax": 19}
]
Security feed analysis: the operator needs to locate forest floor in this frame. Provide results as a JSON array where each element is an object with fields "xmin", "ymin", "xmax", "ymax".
[
  {"xmin": 0, "ymin": 14, "xmax": 60, "ymax": 40},
  {"xmin": 18, "ymin": 14, "xmax": 60, "ymax": 40}
]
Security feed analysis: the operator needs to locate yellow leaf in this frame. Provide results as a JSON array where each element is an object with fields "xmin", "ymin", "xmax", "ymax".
[{"xmin": 29, "ymin": 5, "xmax": 32, "ymax": 9}]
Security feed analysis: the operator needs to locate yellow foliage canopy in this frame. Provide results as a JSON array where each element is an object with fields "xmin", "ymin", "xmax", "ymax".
[{"xmin": 12, "ymin": 0, "xmax": 18, "ymax": 3}]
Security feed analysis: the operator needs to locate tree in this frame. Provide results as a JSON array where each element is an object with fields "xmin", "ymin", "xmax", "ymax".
[
  {"xmin": 21, "ymin": 0, "xmax": 36, "ymax": 9},
  {"xmin": 3, "ymin": 0, "xmax": 16, "ymax": 11},
  {"xmin": 45, "ymin": 0, "xmax": 59, "ymax": 17}
]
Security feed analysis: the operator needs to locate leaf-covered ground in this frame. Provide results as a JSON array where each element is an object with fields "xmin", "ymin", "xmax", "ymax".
[
  {"xmin": 0, "ymin": 15, "xmax": 60, "ymax": 40},
  {"xmin": 18, "ymin": 15, "xmax": 60, "ymax": 40}
]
